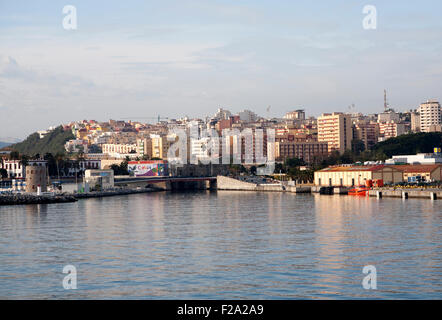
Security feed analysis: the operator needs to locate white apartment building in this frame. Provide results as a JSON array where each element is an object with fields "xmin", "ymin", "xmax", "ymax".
[
  {"xmin": 0, "ymin": 160, "xmax": 25, "ymax": 178},
  {"xmin": 212, "ymin": 108, "xmax": 232, "ymax": 121},
  {"xmin": 317, "ymin": 112, "xmax": 352, "ymax": 154},
  {"xmin": 190, "ymin": 137, "xmax": 218, "ymax": 163},
  {"xmin": 64, "ymin": 160, "xmax": 101, "ymax": 177},
  {"xmin": 102, "ymin": 143, "xmax": 137, "ymax": 156},
  {"xmin": 65, "ymin": 139, "xmax": 89, "ymax": 153},
  {"xmin": 418, "ymin": 100, "xmax": 441, "ymax": 132},
  {"xmin": 377, "ymin": 111, "xmax": 400, "ymax": 123},
  {"xmin": 386, "ymin": 152, "xmax": 442, "ymax": 165},
  {"xmin": 238, "ymin": 109, "xmax": 258, "ymax": 123},
  {"xmin": 284, "ymin": 110, "xmax": 305, "ymax": 120},
  {"xmin": 411, "ymin": 112, "xmax": 420, "ymax": 132}
]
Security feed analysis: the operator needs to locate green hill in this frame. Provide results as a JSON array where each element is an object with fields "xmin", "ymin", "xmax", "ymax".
[
  {"xmin": 9, "ymin": 126, "xmax": 75, "ymax": 156},
  {"xmin": 372, "ymin": 132, "xmax": 442, "ymax": 157}
]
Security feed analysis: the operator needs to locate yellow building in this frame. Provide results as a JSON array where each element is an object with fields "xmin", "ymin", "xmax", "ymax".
[
  {"xmin": 314, "ymin": 165, "xmax": 403, "ymax": 187},
  {"xmin": 317, "ymin": 112, "xmax": 352, "ymax": 154},
  {"xmin": 151, "ymin": 134, "xmax": 178, "ymax": 159}
]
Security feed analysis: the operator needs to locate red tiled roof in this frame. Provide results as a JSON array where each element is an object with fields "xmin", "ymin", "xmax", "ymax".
[
  {"xmin": 393, "ymin": 164, "xmax": 442, "ymax": 173},
  {"xmin": 318, "ymin": 165, "xmax": 386, "ymax": 172}
]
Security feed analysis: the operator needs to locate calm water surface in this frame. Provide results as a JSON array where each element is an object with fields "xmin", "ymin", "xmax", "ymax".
[{"xmin": 0, "ymin": 191, "xmax": 441, "ymax": 299}]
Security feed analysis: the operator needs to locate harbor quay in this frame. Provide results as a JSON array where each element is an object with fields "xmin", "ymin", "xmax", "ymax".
[{"xmin": 216, "ymin": 175, "xmax": 442, "ymax": 200}]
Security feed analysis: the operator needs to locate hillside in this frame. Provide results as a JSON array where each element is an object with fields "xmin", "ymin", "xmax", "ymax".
[
  {"xmin": 9, "ymin": 126, "xmax": 74, "ymax": 156},
  {"xmin": 372, "ymin": 132, "xmax": 442, "ymax": 157}
]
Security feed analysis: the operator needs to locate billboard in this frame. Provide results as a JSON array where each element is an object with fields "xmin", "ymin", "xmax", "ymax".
[{"xmin": 128, "ymin": 161, "xmax": 168, "ymax": 177}]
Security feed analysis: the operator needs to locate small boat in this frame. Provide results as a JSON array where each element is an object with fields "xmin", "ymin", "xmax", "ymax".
[{"xmin": 348, "ymin": 186, "xmax": 369, "ymax": 196}]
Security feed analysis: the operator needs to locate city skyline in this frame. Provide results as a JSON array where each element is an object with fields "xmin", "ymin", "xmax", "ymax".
[{"xmin": 1, "ymin": 0, "xmax": 442, "ymax": 139}]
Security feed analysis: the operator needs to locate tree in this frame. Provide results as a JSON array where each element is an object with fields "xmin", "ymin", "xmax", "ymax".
[
  {"xmin": 20, "ymin": 154, "xmax": 29, "ymax": 167},
  {"xmin": 9, "ymin": 151, "xmax": 20, "ymax": 160},
  {"xmin": 284, "ymin": 157, "xmax": 305, "ymax": 168},
  {"xmin": 275, "ymin": 162, "xmax": 285, "ymax": 174},
  {"xmin": 352, "ymin": 139, "xmax": 365, "ymax": 155},
  {"xmin": 44, "ymin": 153, "xmax": 58, "ymax": 177},
  {"xmin": 110, "ymin": 161, "xmax": 129, "ymax": 176},
  {"xmin": 250, "ymin": 165, "xmax": 257, "ymax": 175}
]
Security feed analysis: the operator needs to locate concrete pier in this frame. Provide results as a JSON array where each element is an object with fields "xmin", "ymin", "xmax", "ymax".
[{"xmin": 369, "ymin": 189, "xmax": 442, "ymax": 200}]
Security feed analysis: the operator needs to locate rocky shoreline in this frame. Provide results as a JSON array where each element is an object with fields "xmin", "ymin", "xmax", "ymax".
[
  {"xmin": 73, "ymin": 188, "xmax": 158, "ymax": 199},
  {"xmin": 0, "ymin": 194, "xmax": 78, "ymax": 206},
  {"xmin": 0, "ymin": 188, "xmax": 159, "ymax": 206}
]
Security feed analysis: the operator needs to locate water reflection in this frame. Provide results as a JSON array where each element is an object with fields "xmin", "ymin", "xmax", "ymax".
[{"xmin": 0, "ymin": 192, "xmax": 440, "ymax": 299}]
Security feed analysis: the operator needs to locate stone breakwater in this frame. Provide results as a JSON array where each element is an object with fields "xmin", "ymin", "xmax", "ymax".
[
  {"xmin": 73, "ymin": 188, "xmax": 157, "ymax": 199},
  {"xmin": 0, "ymin": 188, "xmax": 160, "ymax": 206},
  {"xmin": 0, "ymin": 194, "xmax": 77, "ymax": 206}
]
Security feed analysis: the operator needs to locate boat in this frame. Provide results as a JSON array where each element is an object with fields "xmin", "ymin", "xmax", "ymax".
[{"xmin": 348, "ymin": 186, "xmax": 369, "ymax": 196}]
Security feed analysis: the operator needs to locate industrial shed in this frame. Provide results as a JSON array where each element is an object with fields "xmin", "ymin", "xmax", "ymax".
[
  {"xmin": 314, "ymin": 165, "xmax": 403, "ymax": 187},
  {"xmin": 393, "ymin": 164, "xmax": 442, "ymax": 182}
]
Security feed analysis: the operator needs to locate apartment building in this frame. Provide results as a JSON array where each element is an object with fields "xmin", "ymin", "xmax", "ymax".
[
  {"xmin": 102, "ymin": 143, "xmax": 137, "ymax": 155},
  {"xmin": 411, "ymin": 112, "xmax": 420, "ymax": 132},
  {"xmin": 317, "ymin": 112, "xmax": 352, "ymax": 154},
  {"xmin": 275, "ymin": 141, "xmax": 328, "ymax": 164},
  {"xmin": 136, "ymin": 138, "xmax": 152, "ymax": 159},
  {"xmin": 151, "ymin": 134, "xmax": 179, "ymax": 160},
  {"xmin": 284, "ymin": 110, "xmax": 306, "ymax": 120},
  {"xmin": 418, "ymin": 100, "xmax": 441, "ymax": 133},
  {"xmin": 0, "ymin": 160, "xmax": 25, "ymax": 178},
  {"xmin": 353, "ymin": 121, "xmax": 380, "ymax": 150},
  {"xmin": 378, "ymin": 121, "xmax": 406, "ymax": 141}
]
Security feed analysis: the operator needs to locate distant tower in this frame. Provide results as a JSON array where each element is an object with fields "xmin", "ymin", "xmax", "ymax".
[
  {"xmin": 384, "ymin": 89, "xmax": 389, "ymax": 111},
  {"xmin": 25, "ymin": 165, "xmax": 47, "ymax": 193}
]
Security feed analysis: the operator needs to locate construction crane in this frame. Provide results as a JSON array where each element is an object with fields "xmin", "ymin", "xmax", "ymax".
[{"xmin": 121, "ymin": 115, "xmax": 169, "ymax": 123}]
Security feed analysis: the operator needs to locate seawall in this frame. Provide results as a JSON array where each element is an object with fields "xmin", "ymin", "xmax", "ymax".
[
  {"xmin": 216, "ymin": 176, "xmax": 311, "ymax": 193},
  {"xmin": 0, "ymin": 194, "xmax": 77, "ymax": 206}
]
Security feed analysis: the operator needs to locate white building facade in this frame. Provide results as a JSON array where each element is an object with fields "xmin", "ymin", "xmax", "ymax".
[{"xmin": 418, "ymin": 100, "xmax": 441, "ymax": 133}]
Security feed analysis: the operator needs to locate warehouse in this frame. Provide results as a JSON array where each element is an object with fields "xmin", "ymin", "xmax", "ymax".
[
  {"xmin": 314, "ymin": 165, "xmax": 403, "ymax": 187},
  {"xmin": 393, "ymin": 164, "xmax": 442, "ymax": 183}
]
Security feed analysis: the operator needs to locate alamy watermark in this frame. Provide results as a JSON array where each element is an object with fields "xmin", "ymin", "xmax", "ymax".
[
  {"xmin": 362, "ymin": 265, "xmax": 377, "ymax": 290},
  {"xmin": 362, "ymin": 5, "xmax": 377, "ymax": 30},
  {"xmin": 166, "ymin": 126, "xmax": 276, "ymax": 175},
  {"xmin": 62, "ymin": 265, "xmax": 77, "ymax": 289},
  {"xmin": 62, "ymin": 5, "xmax": 77, "ymax": 30}
]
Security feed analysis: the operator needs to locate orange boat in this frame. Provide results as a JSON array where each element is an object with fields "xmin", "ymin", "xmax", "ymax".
[{"xmin": 348, "ymin": 186, "xmax": 369, "ymax": 196}]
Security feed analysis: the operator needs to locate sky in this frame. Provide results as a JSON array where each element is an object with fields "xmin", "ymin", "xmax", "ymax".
[{"xmin": 1, "ymin": 0, "xmax": 442, "ymax": 140}]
